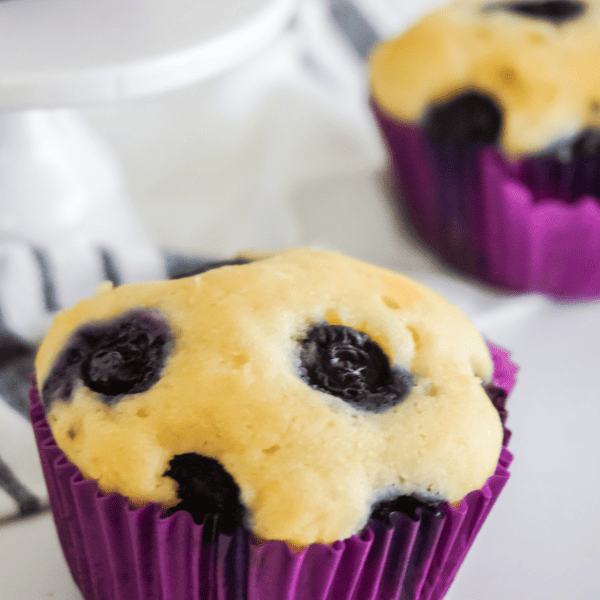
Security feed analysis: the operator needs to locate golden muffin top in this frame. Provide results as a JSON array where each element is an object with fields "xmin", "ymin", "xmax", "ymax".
[
  {"xmin": 36, "ymin": 248, "xmax": 502, "ymax": 546},
  {"xmin": 370, "ymin": 0, "xmax": 600, "ymax": 157}
]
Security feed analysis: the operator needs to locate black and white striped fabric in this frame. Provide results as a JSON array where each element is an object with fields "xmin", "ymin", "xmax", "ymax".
[{"xmin": 0, "ymin": 0, "xmax": 383, "ymax": 525}]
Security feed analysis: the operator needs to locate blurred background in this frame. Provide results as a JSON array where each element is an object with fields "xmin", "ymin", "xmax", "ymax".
[
  {"xmin": 0, "ymin": 0, "xmax": 598, "ymax": 598},
  {"xmin": 74, "ymin": 0, "xmax": 425, "ymax": 263}
]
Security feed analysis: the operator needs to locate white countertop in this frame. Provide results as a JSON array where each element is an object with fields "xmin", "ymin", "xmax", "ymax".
[{"xmin": 1, "ymin": 0, "xmax": 599, "ymax": 598}]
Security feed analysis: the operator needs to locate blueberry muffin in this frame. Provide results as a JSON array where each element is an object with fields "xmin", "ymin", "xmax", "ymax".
[
  {"xmin": 31, "ymin": 248, "xmax": 515, "ymax": 600},
  {"xmin": 370, "ymin": 0, "xmax": 600, "ymax": 298}
]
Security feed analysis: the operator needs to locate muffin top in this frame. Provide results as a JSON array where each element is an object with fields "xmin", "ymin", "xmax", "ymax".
[
  {"xmin": 369, "ymin": 0, "xmax": 600, "ymax": 158},
  {"xmin": 36, "ymin": 248, "xmax": 502, "ymax": 546}
]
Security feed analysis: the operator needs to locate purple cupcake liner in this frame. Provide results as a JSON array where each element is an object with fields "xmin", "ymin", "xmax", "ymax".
[
  {"xmin": 372, "ymin": 100, "xmax": 600, "ymax": 299},
  {"xmin": 30, "ymin": 344, "xmax": 515, "ymax": 600},
  {"xmin": 481, "ymin": 150, "xmax": 600, "ymax": 297}
]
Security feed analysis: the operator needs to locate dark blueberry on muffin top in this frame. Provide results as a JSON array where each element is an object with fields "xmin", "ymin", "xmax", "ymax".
[
  {"xmin": 370, "ymin": 494, "xmax": 444, "ymax": 524},
  {"xmin": 485, "ymin": 0, "xmax": 587, "ymax": 25},
  {"xmin": 164, "ymin": 453, "xmax": 246, "ymax": 534},
  {"xmin": 42, "ymin": 309, "xmax": 172, "ymax": 408},
  {"xmin": 298, "ymin": 324, "xmax": 413, "ymax": 413},
  {"xmin": 424, "ymin": 91, "xmax": 503, "ymax": 146}
]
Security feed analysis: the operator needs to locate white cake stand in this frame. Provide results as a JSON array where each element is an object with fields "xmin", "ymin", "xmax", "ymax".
[{"xmin": 0, "ymin": 0, "xmax": 297, "ymax": 258}]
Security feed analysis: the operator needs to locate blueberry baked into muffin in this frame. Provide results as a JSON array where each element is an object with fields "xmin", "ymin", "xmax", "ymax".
[
  {"xmin": 370, "ymin": 0, "xmax": 600, "ymax": 298},
  {"xmin": 30, "ymin": 248, "xmax": 515, "ymax": 600}
]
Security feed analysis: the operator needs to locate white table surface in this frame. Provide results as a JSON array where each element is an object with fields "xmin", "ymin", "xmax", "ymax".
[{"xmin": 1, "ymin": 0, "xmax": 599, "ymax": 598}]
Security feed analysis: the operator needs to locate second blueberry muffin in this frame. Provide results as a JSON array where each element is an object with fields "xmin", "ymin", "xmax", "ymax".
[{"xmin": 370, "ymin": 0, "xmax": 600, "ymax": 298}]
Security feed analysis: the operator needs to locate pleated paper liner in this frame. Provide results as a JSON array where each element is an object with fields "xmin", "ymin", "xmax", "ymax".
[
  {"xmin": 30, "ymin": 343, "xmax": 515, "ymax": 600},
  {"xmin": 371, "ymin": 99, "xmax": 600, "ymax": 299}
]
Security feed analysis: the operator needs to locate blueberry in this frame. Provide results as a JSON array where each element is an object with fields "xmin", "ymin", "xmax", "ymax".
[
  {"xmin": 164, "ymin": 453, "xmax": 246, "ymax": 533},
  {"xmin": 485, "ymin": 0, "xmax": 587, "ymax": 25},
  {"xmin": 484, "ymin": 381, "xmax": 511, "ymax": 445},
  {"xmin": 42, "ymin": 309, "xmax": 172, "ymax": 408},
  {"xmin": 423, "ymin": 91, "xmax": 503, "ymax": 145},
  {"xmin": 298, "ymin": 324, "xmax": 413, "ymax": 413},
  {"xmin": 370, "ymin": 495, "xmax": 443, "ymax": 524}
]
